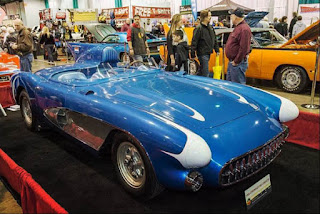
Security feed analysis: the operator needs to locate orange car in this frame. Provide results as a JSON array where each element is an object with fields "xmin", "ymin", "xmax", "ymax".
[
  {"xmin": 161, "ymin": 20, "xmax": 319, "ymax": 93},
  {"xmin": 0, "ymin": 52, "xmax": 20, "ymax": 71}
]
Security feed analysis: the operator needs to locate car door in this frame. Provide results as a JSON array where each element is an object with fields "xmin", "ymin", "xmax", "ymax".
[{"xmin": 209, "ymin": 32, "xmax": 262, "ymax": 79}]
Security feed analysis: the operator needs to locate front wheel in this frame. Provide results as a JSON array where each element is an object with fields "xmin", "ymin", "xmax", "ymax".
[
  {"xmin": 111, "ymin": 133, "xmax": 163, "ymax": 199},
  {"xmin": 276, "ymin": 66, "xmax": 308, "ymax": 93},
  {"xmin": 19, "ymin": 90, "xmax": 36, "ymax": 131}
]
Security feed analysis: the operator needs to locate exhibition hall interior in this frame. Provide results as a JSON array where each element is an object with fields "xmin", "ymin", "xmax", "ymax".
[{"xmin": 0, "ymin": 0, "xmax": 319, "ymax": 213}]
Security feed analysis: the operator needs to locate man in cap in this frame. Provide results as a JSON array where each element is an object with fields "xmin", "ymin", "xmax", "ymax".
[
  {"xmin": 225, "ymin": 7, "xmax": 252, "ymax": 84},
  {"xmin": 11, "ymin": 19, "xmax": 33, "ymax": 72}
]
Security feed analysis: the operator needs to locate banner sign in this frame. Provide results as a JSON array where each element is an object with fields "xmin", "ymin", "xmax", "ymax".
[
  {"xmin": 69, "ymin": 10, "xmax": 97, "ymax": 23},
  {"xmin": 180, "ymin": 5, "xmax": 192, "ymax": 14},
  {"xmin": 191, "ymin": 0, "xmax": 197, "ymax": 20},
  {"xmin": 300, "ymin": 6, "xmax": 320, "ymax": 12},
  {"xmin": 56, "ymin": 11, "xmax": 66, "ymax": 19},
  {"xmin": 102, "ymin": 6, "xmax": 129, "ymax": 19},
  {"xmin": 39, "ymin": 9, "xmax": 51, "ymax": 20},
  {"xmin": 298, "ymin": 3, "xmax": 320, "ymax": 25},
  {"xmin": 132, "ymin": 6, "xmax": 171, "ymax": 18}
]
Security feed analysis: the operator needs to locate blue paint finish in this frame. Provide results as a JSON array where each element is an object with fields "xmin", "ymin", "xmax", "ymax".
[{"xmin": 11, "ymin": 46, "xmax": 291, "ymax": 191}]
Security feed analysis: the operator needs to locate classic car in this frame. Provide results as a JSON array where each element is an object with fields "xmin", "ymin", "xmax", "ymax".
[
  {"xmin": 161, "ymin": 14, "xmax": 320, "ymax": 93},
  {"xmin": 70, "ymin": 31, "xmax": 166, "ymax": 63},
  {"xmin": 0, "ymin": 52, "xmax": 20, "ymax": 70},
  {"xmin": 11, "ymin": 45, "xmax": 299, "ymax": 199}
]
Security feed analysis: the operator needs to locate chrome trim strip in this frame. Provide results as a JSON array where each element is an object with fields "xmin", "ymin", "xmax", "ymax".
[{"xmin": 219, "ymin": 125, "xmax": 289, "ymax": 186}]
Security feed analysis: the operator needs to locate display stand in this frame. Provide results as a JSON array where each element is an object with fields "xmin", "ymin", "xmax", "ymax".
[{"xmin": 301, "ymin": 36, "xmax": 320, "ymax": 109}]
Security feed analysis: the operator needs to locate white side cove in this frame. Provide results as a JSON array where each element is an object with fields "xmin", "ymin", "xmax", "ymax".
[
  {"xmin": 175, "ymin": 100, "xmax": 205, "ymax": 122},
  {"xmin": 150, "ymin": 113, "xmax": 211, "ymax": 168},
  {"xmin": 220, "ymin": 86, "xmax": 259, "ymax": 110},
  {"xmin": 255, "ymin": 88, "xmax": 299, "ymax": 122}
]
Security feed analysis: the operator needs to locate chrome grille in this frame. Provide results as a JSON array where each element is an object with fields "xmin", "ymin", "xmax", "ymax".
[{"xmin": 219, "ymin": 125, "xmax": 289, "ymax": 186}]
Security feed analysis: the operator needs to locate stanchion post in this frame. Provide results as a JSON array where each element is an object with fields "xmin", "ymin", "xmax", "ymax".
[
  {"xmin": 301, "ymin": 36, "xmax": 320, "ymax": 109},
  {"xmin": 0, "ymin": 104, "xmax": 7, "ymax": 117}
]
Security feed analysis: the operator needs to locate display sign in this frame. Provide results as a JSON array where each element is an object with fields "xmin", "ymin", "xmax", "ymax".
[
  {"xmin": 69, "ymin": 10, "xmax": 97, "ymax": 23},
  {"xmin": 102, "ymin": 6, "xmax": 129, "ymax": 20},
  {"xmin": 132, "ymin": 6, "xmax": 171, "ymax": 19},
  {"xmin": 56, "ymin": 11, "xmax": 66, "ymax": 19},
  {"xmin": 39, "ymin": 9, "xmax": 51, "ymax": 20},
  {"xmin": 300, "ymin": 6, "xmax": 320, "ymax": 12},
  {"xmin": 180, "ymin": 5, "xmax": 192, "ymax": 14},
  {"xmin": 245, "ymin": 174, "xmax": 272, "ymax": 210},
  {"xmin": 298, "ymin": 3, "xmax": 320, "ymax": 25}
]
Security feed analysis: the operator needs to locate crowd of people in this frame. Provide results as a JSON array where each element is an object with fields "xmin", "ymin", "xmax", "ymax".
[
  {"xmin": 0, "ymin": 20, "xmax": 88, "ymax": 71},
  {"xmin": 257, "ymin": 12, "xmax": 307, "ymax": 39},
  {"xmin": 0, "ymin": 9, "xmax": 311, "ymax": 85}
]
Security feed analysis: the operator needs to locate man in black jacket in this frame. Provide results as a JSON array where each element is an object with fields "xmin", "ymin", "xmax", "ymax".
[
  {"xmin": 191, "ymin": 10, "xmax": 219, "ymax": 77},
  {"xmin": 289, "ymin": 12, "xmax": 298, "ymax": 38}
]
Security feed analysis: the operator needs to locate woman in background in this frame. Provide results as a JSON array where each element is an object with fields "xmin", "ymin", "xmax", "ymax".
[
  {"xmin": 166, "ymin": 14, "xmax": 188, "ymax": 71},
  {"xmin": 40, "ymin": 26, "xmax": 55, "ymax": 64}
]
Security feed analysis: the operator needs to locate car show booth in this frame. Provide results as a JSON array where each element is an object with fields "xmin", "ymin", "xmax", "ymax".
[{"xmin": 0, "ymin": 0, "xmax": 319, "ymax": 213}]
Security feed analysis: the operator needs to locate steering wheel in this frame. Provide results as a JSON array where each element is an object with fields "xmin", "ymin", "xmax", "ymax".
[{"xmin": 126, "ymin": 60, "xmax": 145, "ymax": 69}]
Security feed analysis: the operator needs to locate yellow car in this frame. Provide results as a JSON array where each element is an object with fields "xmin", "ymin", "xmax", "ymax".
[{"xmin": 161, "ymin": 20, "xmax": 319, "ymax": 93}]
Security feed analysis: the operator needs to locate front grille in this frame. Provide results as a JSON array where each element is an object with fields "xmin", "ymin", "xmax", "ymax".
[{"xmin": 219, "ymin": 125, "xmax": 289, "ymax": 186}]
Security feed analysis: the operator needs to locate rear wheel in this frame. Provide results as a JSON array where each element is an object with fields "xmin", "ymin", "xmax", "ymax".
[
  {"xmin": 19, "ymin": 90, "xmax": 36, "ymax": 131},
  {"xmin": 276, "ymin": 66, "xmax": 308, "ymax": 93},
  {"xmin": 111, "ymin": 133, "xmax": 163, "ymax": 199}
]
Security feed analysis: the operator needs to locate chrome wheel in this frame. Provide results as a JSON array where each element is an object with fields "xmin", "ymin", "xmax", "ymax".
[
  {"xmin": 276, "ymin": 66, "xmax": 308, "ymax": 93},
  {"xmin": 117, "ymin": 141, "xmax": 146, "ymax": 189},
  {"xmin": 21, "ymin": 96, "xmax": 32, "ymax": 125},
  {"xmin": 281, "ymin": 68, "xmax": 301, "ymax": 90}
]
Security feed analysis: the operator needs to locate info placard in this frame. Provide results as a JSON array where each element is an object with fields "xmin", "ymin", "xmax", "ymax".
[{"xmin": 245, "ymin": 174, "xmax": 272, "ymax": 209}]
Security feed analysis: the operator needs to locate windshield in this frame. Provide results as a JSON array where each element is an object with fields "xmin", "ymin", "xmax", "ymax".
[{"xmin": 252, "ymin": 30, "xmax": 287, "ymax": 46}]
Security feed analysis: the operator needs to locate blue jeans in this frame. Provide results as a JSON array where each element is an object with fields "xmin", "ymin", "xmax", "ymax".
[
  {"xmin": 227, "ymin": 58, "xmax": 248, "ymax": 84},
  {"xmin": 198, "ymin": 55, "xmax": 210, "ymax": 77},
  {"xmin": 20, "ymin": 53, "xmax": 33, "ymax": 72},
  {"xmin": 45, "ymin": 44, "xmax": 54, "ymax": 62}
]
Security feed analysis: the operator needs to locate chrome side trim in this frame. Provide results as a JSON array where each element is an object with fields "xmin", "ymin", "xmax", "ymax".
[{"xmin": 44, "ymin": 108, "xmax": 112, "ymax": 150}]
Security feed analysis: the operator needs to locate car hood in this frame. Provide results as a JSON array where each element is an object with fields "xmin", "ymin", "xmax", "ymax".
[
  {"xmin": 244, "ymin": 11, "xmax": 269, "ymax": 27},
  {"xmin": 84, "ymin": 24, "xmax": 117, "ymax": 42},
  {"xmin": 88, "ymin": 73, "xmax": 257, "ymax": 129},
  {"xmin": 281, "ymin": 20, "xmax": 320, "ymax": 48}
]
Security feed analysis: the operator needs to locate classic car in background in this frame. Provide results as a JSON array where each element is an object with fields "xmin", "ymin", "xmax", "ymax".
[
  {"xmin": 0, "ymin": 52, "xmax": 20, "ymax": 71},
  {"xmin": 69, "ymin": 23, "xmax": 166, "ymax": 63},
  {"xmin": 11, "ymin": 45, "xmax": 298, "ymax": 199},
  {"xmin": 161, "ymin": 13, "xmax": 320, "ymax": 93},
  {"xmin": 70, "ymin": 30, "xmax": 166, "ymax": 63}
]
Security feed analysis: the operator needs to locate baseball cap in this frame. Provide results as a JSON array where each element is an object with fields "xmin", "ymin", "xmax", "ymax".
[{"xmin": 228, "ymin": 7, "xmax": 245, "ymax": 18}]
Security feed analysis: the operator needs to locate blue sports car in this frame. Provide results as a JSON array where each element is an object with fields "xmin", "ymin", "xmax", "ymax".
[
  {"xmin": 11, "ymin": 45, "xmax": 299, "ymax": 199},
  {"xmin": 71, "ymin": 24, "xmax": 166, "ymax": 63}
]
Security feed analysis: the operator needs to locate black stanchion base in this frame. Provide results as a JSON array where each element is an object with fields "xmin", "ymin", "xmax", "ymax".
[{"xmin": 301, "ymin": 104, "xmax": 320, "ymax": 109}]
